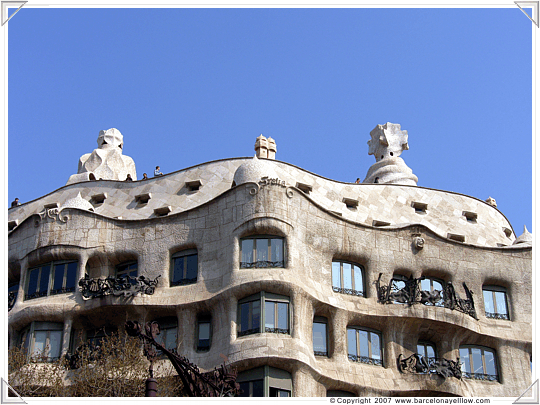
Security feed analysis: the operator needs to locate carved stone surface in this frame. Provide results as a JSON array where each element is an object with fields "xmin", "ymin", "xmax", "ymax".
[
  {"xmin": 513, "ymin": 225, "xmax": 533, "ymax": 245},
  {"xmin": 125, "ymin": 320, "xmax": 240, "ymax": 397},
  {"xmin": 485, "ymin": 196, "xmax": 497, "ymax": 207},
  {"xmin": 78, "ymin": 273, "xmax": 160, "ymax": 299},
  {"xmin": 254, "ymin": 134, "xmax": 276, "ymax": 160},
  {"xmin": 363, "ymin": 123, "xmax": 418, "ymax": 186},
  {"xmin": 413, "ymin": 236, "xmax": 425, "ymax": 249},
  {"xmin": 376, "ymin": 273, "xmax": 477, "ymax": 319},
  {"xmin": 66, "ymin": 128, "xmax": 137, "ymax": 185},
  {"xmin": 398, "ymin": 353, "xmax": 462, "ymax": 379}
]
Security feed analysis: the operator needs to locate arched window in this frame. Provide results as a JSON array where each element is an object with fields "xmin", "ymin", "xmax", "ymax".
[
  {"xmin": 417, "ymin": 341, "xmax": 437, "ymax": 371},
  {"xmin": 238, "ymin": 292, "xmax": 290, "ymax": 337},
  {"xmin": 482, "ymin": 286, "xmax": 509, "ymax": 320},
  {"xmin": 459, "ymin": 345, "xmax": 498, "ymax": 381},
  {"xmin": 420, "ymin": 277, "xmax": 444, "ymax": 307},
  {"xmin": 240, "ymin": 236, "xmax": 284, "ymax": 268},
  {"xmin": 347, "ymin": 327, "xmax": 383, "ymax": 366},
  {"xmin": 25, "ymin": 261, "xmax": 78, "ymax": 300},
  {"xmin": 332, "ymin": 261, "xmax": 365, "ymax": 296},
  {"xmin": 237, "ymin": 366, "xmax": 292, "ymax": 397},
  {"xmin": 171, "ymin": 249, "xmax": 198, "ymax": 286}
]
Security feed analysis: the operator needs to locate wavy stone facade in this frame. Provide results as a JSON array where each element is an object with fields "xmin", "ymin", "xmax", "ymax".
[{"xmin": 8, "ymin": 129, "xmax": 532, "ymax": 397}]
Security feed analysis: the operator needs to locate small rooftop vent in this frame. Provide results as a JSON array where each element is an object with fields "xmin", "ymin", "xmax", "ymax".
[
  {"xmin": 447, "ymin": 233, "xmax": 465, "ymax": 243},
  {"xmin": 411, "ymin": 201, "xmax": 428, "ymax": 214},
  {"xmin": 90, "ymin": 193, "xmax": 108, "ymax": 205},
  {"xmin": 462, "ymin": 211, "xmax": 478, "ymax": 223},
  {"xmin": 135, "ymin": 193, "xmax": 152, "ymax": 204},
  {"xmin": 186, "ymin": 180, "xmax": 202, "ymax": 192},
  {"xmin": 154, "ymin": 206, "xmax": 172, "ymax": 217},
  {"xmin": 8, "ymin": 220, "xmax": 18, "ymax": 232},
  {"xmin": 373, "ymin": 220, "xmax": 391, "ymax": 227},
  {"xmin": 296, "ymin": 182, "xmax": 313, "ymax": 194},
  {"xmin": 342, "ymin": 198, "xmax": 359, "ymax": 210}
]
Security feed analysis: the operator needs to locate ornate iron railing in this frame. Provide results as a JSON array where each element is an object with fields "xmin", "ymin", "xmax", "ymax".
[
  {"xmin": 314, "ymin": 350, "xmax": 328, "ymax": 357},
  {"xmin": 25, "ymin": 290, "xmax": 48, "ymax": 300},
  {"xmin": 348, "ymin": 354, "xmax": 383, "ymax": 366},
  {"xmin": 462, "ymin": 372, "xmax": 498, "ymax": 381},
  {"xmin": 265, "ymin": 327, "xmax": 289, "ymax": 334},
  {"xmin": 8, "ymin": 291, "xmax": 17, "ymax": 311},
  {"xmin": 171, "ymin": 277, "xmax": 197, "ymax": 287},
  {"xmin": 78, "ymin": 273, "xmax": 160, "ymax": 299},
  {"xmin": 332, "ymin": 286, "xmax": 365, "ymax": 297},
  {"xmin": 238, "ymin": 327, "xmax": 260, "ymax": 337},
  {"xmin": 485, "ymin": 312, "xmax": 509, "ymax": 320},
  {"xmin": 50, "ymin": 286, "xmax": 76, "ymax": 295},
  {"xmin": 375, "ymin": 273, "xmax": 478, "ymax": 319},
  {"xmin": 240, "ymin": 260, "xmax": 285, "ymax": 269},
  {"xmin": 398, "ymin": 353, "xmax": 462, "ymax": 379}
]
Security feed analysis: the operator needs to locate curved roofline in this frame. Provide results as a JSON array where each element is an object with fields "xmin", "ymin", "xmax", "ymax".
[{"xmin": 9, "ymin": 156, "xmax": 516, "ymax": 236}]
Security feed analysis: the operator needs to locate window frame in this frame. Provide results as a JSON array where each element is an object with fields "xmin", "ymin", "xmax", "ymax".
[
  {"xmin": 240, "ymin": 236, "xmax": 285, "ymax": 268},
  {"xmin": 347, "ymin": 326, "xmax": 383, "ymax": 366},
  {"xmin": 313, "ymin": 316, "xmax": 328, "ymax": 357},
  {"xmin": 115, "ymin": 261, "xmax": 138, "ymax": 279},
  {"xmin": 420, "ymin": 277, "xmax": 445, "ymax": 307},
  {"xmin": 170, "ymin": 249, "xmax": 198, "ymax": 287},
  {"xmin": 154, "ymin": 318, "xmax": 178, "ymax": 355},
  {"xmin": 459, "ymin": 345, "xmax": 499, "ymax": 382},
  {"xmin": 482, "ymin": 285, "xmax": 509, "ymax": 320},
  {"xmin": 417, "ymin": 341, "xmax": 437, "ymax": 372},
  {"xmin": 25, "ymin": 260, "xmax": 78, "ymax": 301},
  {"xmin": 237, "ymin": 365, "xmax": 292, "ymax": 397},
  {"xmin": 20, "ymin": 321, "xmax": 64, "ymax": 362},
  {"xmin": 196, "ymin": 315, "xmax": 212, "ymax": 352},
  {"xmin": 237, "ymin": 292, "xmax": 291, "ymax": 337},
  {"xmin": 331, "ymin": 260, "xmax": 365, "ymax": 297}
]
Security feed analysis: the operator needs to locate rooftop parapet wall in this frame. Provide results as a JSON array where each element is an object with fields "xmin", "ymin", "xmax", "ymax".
[{"xmin": 9, "ymin": 157, "xmax": 516, "ymax": 248}]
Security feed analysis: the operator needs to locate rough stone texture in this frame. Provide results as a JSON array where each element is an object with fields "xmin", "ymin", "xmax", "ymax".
[
  {"xmin": 8, "ymin": 176, "xmax": 531, "ymax": 397},
  {"xmin": 66, "ymin": 128, "xmax": 137, "ymax": 185}
]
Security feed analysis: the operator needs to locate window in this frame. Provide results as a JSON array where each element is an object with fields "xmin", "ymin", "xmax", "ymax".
[
  {"xmin": 332, "ymin": 261, "xmax": 365, "ymax": 296},
  {"xmin": 171, "ymin": 249, "xmax": 198, "ymax": 286},
  {"xmin": 237, "ymin": 366, "xmax": 292, "ymax": 397},
  {"xmin": 420, "ymin": 277, "xmax": 444, "ymax": 307},
  {"xmin": 238, "ymin": 292, "xmax": 290, "ymax": 337},
  {"xmin": 116, "ymin": 261, "xmax": 137, "ymax": 279},
  {"xmin": 25, "ymin": 261, "xmax": 78, "ymax": 300},
  {"xmin": 8, "ymin": 283, "xmax": 19, "ymax": 311},
  {"xmin": 459, "ymin": 346, "xmax": 498, "ymax": 381},
  {"xmin": 20, "ymin": 322, "xmax": 63, "ymax": 362},
  {"xmin": 417, "ymin": 341, "xmax": 437, "ymax": 371},
  {"xmin": 240, "ymin": 236, "xmax": 284, "ymax": 268},
  {"xmin": 483, "ymin": 286, "xmax": 509, "ymax": 320},
  {"xmin": 347, "ymin": 327, "xmax": 382, "ymax": 366},
  {"xmin": 155, "ymin": 318, "xmax": 178, "ymax": 354},
  {"xmin": 197, "ymin": 315, "xmax": 211, "ymax": 352},
  {"xmin": 313, "ymin": 316, "xmax": 328, "ymax": 357},
  {"xmin": 86, "ymin": 327, "xmax": 117, "ymax": 349}
]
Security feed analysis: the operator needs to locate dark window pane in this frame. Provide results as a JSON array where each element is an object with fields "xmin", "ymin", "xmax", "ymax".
[
  {"xmin": 65, "ymin": 262, "xmax": 78, "ymax": 290},
  {"xmin": 238, "ymin": 382, "xmax": 250, "ymax": 397},
  {"xmin": 53, "ymin": 264, "xmax": 65, "ymax": 291},
  {"xmin": 27, "ymin": 268, "xmax": 39, "ymax": 296},
  {"xmin": 240, "ymin": 303, "xmax": 250, "ymax": 332},
  {"xmin": 252, "ymin": 380, "xmax": 264, "ymax": 397},
  {"xmin": 252, "ymin": 300, "xmax": 260, "ymax": 332},
  {"xmin": 172, "ymin": 257, "xmax": 184, "ymax": 283},
  {"xmin": 186, "ymin": 254, "xmax": 198, "ymax": 280},
  {"xmin": 347, "ymin": 329, "xmax": 357, "ymax": 357},
  {"xmin": 39, "ymin": 265, "xmax": 51, "ymax": 294},
  {"xmin": 265, "ymin": 301, "xmax": 275, "ymax": 329},
  {"xmin": 313, "ymin": 323, "xmax": 327, "ymax": 353},
  {"xmin": 256, "ymin": 239, "xmax": 268, "ymax": 262},
  {"xmin": 277, "ymin": 302, "xmax": 288, "ymax": 330},
  {"xmin": 241, "ymin": 239, "xmax": 254, "ymax": 264}
]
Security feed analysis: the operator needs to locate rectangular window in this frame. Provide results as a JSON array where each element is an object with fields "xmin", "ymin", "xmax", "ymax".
[
  {"xmin": 332, "ymin": 261, "xmax": 365, "ymax": 297},
  {"xmin": 23, "ymin": 322, "xmax": 64, "ymax": 362},
  {"xmin": 171, "ymin": 249, "xmax": 198, "ymax": 286},
  {"xmin": 25, "ymin": 261, "xmax": 77, "ymax": 300},
  {"xmin": 238, "ymin": 292, "xmax": 290, "ymax": 337},
  {"xmin": 197, "ymin": 316, "xmax": 211, "ymax": 352},
  {"xmin": 347, "ymin": 327, "xmax": 383, "ymax": 366},
  {"xmin": 240, "ymin": 237, "xmax": 285, "ymax": 268},
  {"xmin": 459, "ymin": 346, "xmax": 498, "ymax": 381},
  {"xmin": 237, "ymin": 366, "xmax": 292, "ymax": 397},
  {"xmin": 313, "ymin": 316, "xmax": 328, "ymax": 357},
  {"xmin": 483, "ymin": 286, "xmax": 509, "ymax": 320}
]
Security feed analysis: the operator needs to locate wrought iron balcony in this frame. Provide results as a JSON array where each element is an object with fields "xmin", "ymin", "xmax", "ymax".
[
  {"xmin": 78, "ymin": 273, "xmax": 160, "ymax": 299},
  {"xmin": 332, "ymin": 286, "xmax": 365, "ymax": 297},
  {"xmin": 265, "ymin": 327, "xmax": 289, "ymax": 334},
  {"xmin": 375, "ymin": 273, "xmax": 478, "ymax": 319},
  {"xmin": 462, "ymin": 372, "xmax": 498, "ymax": 381},
  {"xmin": 485, "ymin": 312, "xmax": 509, "ymax": 320},
  {"xmin": 240, "ymin": 260, "xmax": 285, "ymax": 269},
  {"xmin": 348, "ymin": 354, "xmax": 383, "ymax": 366},
  {"xmin": 397, "ymin": 353, "xmax": 462, "ymax": 379},
  {"xmin": 238, "ymin": 327, "xmax": 260, "ymax": 337}
]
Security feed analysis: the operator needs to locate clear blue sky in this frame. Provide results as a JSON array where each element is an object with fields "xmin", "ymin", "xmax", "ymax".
[{"xmin": 6, "ymin": 6, "xmax": 533, "ymax": 235}]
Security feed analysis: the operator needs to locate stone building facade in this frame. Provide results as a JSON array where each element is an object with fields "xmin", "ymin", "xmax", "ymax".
[{"xmin": 7, "ymin": 125, "xmax": 532, "ymax": 397}]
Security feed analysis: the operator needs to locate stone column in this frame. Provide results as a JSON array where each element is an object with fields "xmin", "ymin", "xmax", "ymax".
[
  {"xmin": 291, "ymin": 290, "xmax": 310, "ymax": 340},
  {"xmin": 17, "ymin": 257, "xmax": 29, "ymax": 306},
  {"xmin": 61, "ymin": 317, "xmax": 73, "ymax": 356},
  {"xmin": 176, "ymin": 306, "xmax": 195, "ymax": 356},
  {"xmin": 331, "ymin": 308, "xmax": 348, "ymax": 363}
]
